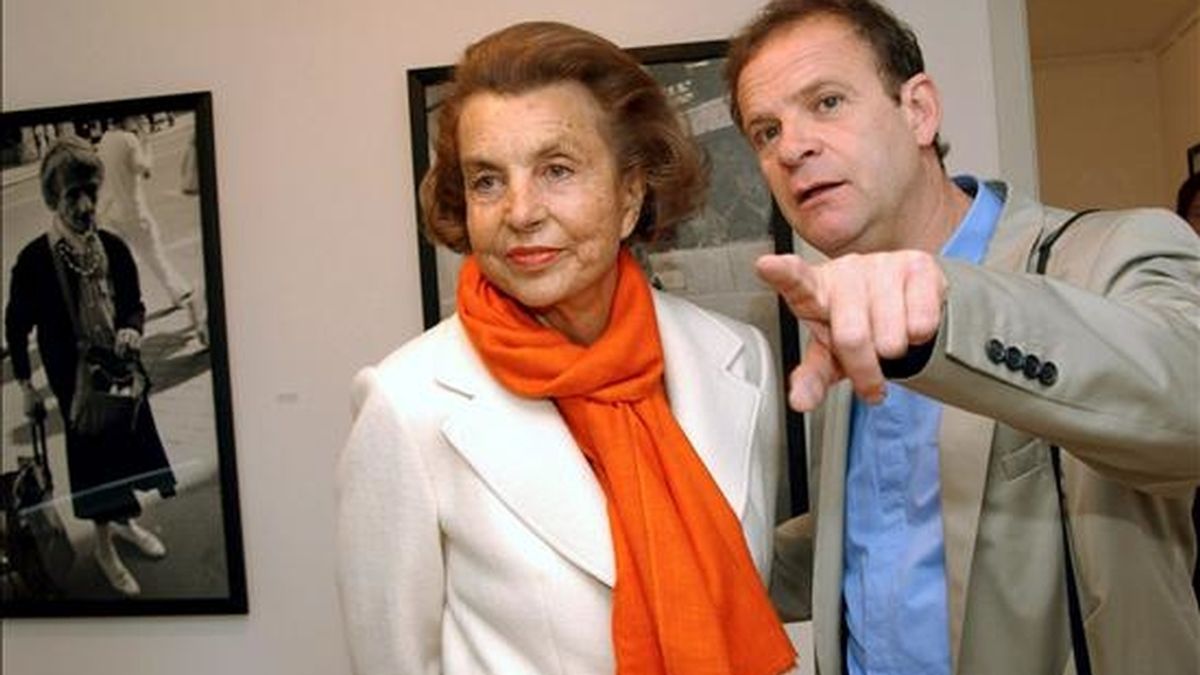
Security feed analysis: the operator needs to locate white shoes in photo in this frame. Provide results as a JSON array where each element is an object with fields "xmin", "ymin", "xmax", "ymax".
[
  {"xmin": 94, "ymin": 548, "xmax": 140, "ymax": 597},
  {"xmin": 111, "ymin": 520, "xmax": 167, "ymax": 559},
  {"xmin": 94, "ymin": 525, "xmax": 140, "ymax": 597},
  {"xmin": 93, "ymin": 520, "xmax": 167, "ymax": 597}
]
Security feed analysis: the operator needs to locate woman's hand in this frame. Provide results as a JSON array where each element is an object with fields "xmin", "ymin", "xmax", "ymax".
[{"xmin": 114, "ymin": 328, "xmax": 143, "ymax": 358}]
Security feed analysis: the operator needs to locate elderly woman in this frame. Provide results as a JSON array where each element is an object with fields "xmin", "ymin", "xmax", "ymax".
[
  {"xmin": 6, "ymin": 136, "xmax": 177, "ymax": 597},
  {"xmin": 337, "ymin": 22, "xmax": 796, "ymax": 675}
]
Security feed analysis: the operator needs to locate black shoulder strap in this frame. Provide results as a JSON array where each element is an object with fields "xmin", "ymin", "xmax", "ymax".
[
  {"xmin": 1035, "ymin": 208, "xmax": 1098, "ymax": 675},
  {"xmin": 1036, "ymin": 209, "xmax": 1099, "ymax": 275}
]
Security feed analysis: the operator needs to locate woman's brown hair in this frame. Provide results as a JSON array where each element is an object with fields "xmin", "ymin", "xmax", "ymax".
[{"xmin": 419, "ymin": 21, "xmax": 708, "ymax": 252}]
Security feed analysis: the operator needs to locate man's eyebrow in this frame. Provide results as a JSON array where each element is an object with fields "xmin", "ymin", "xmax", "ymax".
[
  {"xmin": 796, "ymin": 78, "xmax": 843, "ymax": 99},
  {"xmin": 744, "ymin": 77, "xmax": 851, "ymax": 127}
]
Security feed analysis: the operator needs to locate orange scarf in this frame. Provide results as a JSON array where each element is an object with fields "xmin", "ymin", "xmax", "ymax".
[{"xmin": 458, "ymin": 249, "xmax": 796, "ymax": 675}]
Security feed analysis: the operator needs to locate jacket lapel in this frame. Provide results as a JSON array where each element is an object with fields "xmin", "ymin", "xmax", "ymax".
[
  {"xmin": 434, "ymin": 297, "xmax": 760, "ymax": 588},
  {"xmin": 656, "ymin": 292, "xmax": 757, "ymax": 520},
  {"xmin": 938, "ymin": 408, "xmax": 995, "ymax": 673},
  {"xmin": 941, "ymin": 182, "xmax": 1051, "ymax": 673},
  {"xmin": 436, "ymin": 320, "xmax": 616, "ymax": 586},
  {"xmin": 979, "ymin": 182, "xmax": 1051, "ymax": 274},
  {"xmin": 812, "ymin": 383, "xmax": 853, "ymax": 675}
]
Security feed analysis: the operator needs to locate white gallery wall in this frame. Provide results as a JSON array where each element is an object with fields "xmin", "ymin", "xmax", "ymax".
[{"xmin": 1, "ymin": 0, "xmax": 1030, "ymax": 672}]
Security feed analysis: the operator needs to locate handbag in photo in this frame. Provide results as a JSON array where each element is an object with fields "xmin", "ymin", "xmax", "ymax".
[{"xmin": 69, "ymin": 346, "xmax": 148, "ymax": 437}]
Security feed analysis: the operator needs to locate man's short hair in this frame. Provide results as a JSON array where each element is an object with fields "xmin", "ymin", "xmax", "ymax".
[
  {"xmin": 39, "ymin": 135, "xmax": 104, "ymax": 209},
  {"xmin": 725, "ymin": 0, "xmax": 948, "ymax": 162}
]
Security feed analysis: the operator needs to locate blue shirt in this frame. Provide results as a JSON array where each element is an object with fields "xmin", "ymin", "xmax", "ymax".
[{"xmin": 843, "ymin": 176, "xmax": 1002, "ymax": 675}]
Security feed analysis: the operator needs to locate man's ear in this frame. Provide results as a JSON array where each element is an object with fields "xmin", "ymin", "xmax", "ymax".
[
  {"xmin": 900, "ymin": 73, "xmax": 942, "ymax": 150},
  {"xmin": 619, "ymin": 168, "xmax": 647, "ymax": 241}
]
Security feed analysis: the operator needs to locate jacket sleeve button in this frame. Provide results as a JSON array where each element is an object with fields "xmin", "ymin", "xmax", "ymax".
[
  {"xmin": 1005, "ymin": 345, "xmax": 1024, "ymax": 371},
  {"xmin": 1022, "ymin": 353, "xmax": 1041, "ymax": 379},
  {"xmin": 986, "ymin": 339, "xmax": 1005, "ymax": 364},
  {"xmin": 1038, "ymin": 361, "xmax": 1059, "ymax": 386}
]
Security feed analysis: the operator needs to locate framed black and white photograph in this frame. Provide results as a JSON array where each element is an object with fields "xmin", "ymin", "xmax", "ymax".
[
  {"xmin": 407, "ymin": 42, "xmax": 808, "ymax": 515},
  {"xmin": 1, "ymin": 92, "xmax": 247, "ymax": 616}
]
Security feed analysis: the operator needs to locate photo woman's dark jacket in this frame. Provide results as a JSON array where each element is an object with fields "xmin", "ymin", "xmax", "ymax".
[{"xmin": 6, "ymin": 230, "xmax": 176, "ymax": 521}]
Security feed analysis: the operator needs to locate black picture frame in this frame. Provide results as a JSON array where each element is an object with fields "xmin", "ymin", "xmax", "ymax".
[
  {"xmin": 406, "ymin": 41, "xmax": 808, "ymax": 516},
  {"xmin": 1189, "ymin": 142, "xmax": 1199, "ymax": 177},
  {"xmin": 1, "ymin": 92, "xmax": 247, "ymax": 616}
]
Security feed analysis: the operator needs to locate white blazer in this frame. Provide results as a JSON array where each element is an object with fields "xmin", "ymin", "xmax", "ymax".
[{"xmin": 337, "ymin": 291, "xmax": 786, "ymax": 675}]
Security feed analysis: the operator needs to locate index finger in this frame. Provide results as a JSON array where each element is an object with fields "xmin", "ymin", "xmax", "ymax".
[{"xmin": 755, "ymin": 254, "xmax": 827, "ymax": 322}]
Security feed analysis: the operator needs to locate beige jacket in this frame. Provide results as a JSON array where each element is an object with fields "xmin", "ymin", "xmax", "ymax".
[{"xmin": 773, "ymin": 183, "xmax": 1200, "ymax": 675}]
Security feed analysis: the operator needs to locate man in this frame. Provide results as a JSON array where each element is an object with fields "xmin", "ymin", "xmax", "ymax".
[
  {"xmin": 725, "ymin": 1, "xmax": 1200, "ymax": 674},
  {"xmin": 97, "ymin": 115, "xmax": 207, "ymax": 346}
]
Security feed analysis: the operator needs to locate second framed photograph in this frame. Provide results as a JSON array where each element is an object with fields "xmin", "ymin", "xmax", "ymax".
[
  {"xmin": 1, "ymin": 92, "xmax": 247, "ymax": 616},
  {"xmin": 407, "ymin": 41, "xmax": 808, "ymax": 515}
]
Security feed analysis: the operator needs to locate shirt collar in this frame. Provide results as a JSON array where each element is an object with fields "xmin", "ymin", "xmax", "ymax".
[{"xmin": 942, "ymin": 175, "xmax": 1003, "ymax": 264}]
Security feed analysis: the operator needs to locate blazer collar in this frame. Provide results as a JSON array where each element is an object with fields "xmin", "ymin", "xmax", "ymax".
[
  {"xmin": 980, "ymin": 181, "xmax": 1055, "ymax": 274},
  {"xmin": 434, "ymin": 293, "xmax": 758, "ymax": 587}
]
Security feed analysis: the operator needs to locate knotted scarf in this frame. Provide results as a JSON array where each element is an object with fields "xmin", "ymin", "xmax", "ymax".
[
  {"xmin": 50, "ymin": 218, "xmax": 117, "ymax": 348},
  {"xmin": 457, "ymin": 249, "xmax": 796, "ymax": 675}
]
